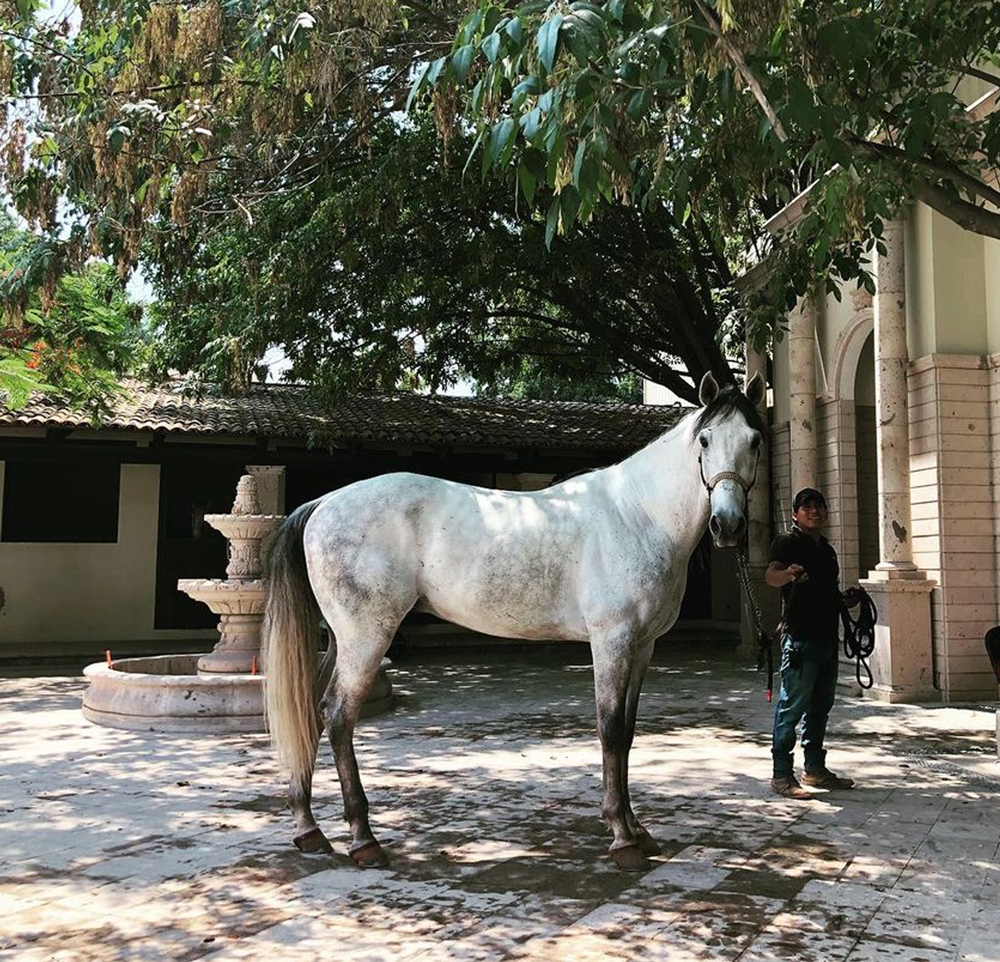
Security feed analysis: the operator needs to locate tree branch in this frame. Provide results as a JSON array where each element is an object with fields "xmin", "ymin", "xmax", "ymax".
[
  {"xmin": 690, "ymin": 0, "xmax": 789, "ymax": 143},
  {"xmin": 914, "ymin": 183, "xmax": 1000, "ymax": 240},
  {"xmin": 961, "ymin": 66, "xmax": 1000, "ymax": 89},
  {"xmin": 855, "ymin": 137, "xmax": 1000, "ymax": 210}
]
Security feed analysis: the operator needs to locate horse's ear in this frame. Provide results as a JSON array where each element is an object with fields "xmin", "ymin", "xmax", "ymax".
[
  {"xmin": 745, "ymin": 372, "xmax": 765, "ymax": 407},
  {"xmin": 698, "ymin": 372, "xmax": 719, "ymax": 407}
]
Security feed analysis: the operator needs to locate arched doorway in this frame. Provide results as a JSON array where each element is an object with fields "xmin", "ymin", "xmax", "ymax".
[{"xmin": 853, "ymin": 331, "xmax": 878, "ymax": 578}]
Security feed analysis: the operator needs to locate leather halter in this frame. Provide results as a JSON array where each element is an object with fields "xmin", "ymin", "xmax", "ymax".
[{"xmin": 699, "ymin": 448, "xmax": 760, "ymax": 499}]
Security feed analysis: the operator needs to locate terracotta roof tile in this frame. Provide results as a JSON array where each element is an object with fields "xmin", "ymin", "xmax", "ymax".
[{"xmin": 0, "ymin": 380, "xmax": 687, "ymax": 454}]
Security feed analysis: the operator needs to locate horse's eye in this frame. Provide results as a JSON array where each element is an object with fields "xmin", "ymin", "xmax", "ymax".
[
  {"xmin": 699, "ymin": 434, "xmax": 709, "ymax": 449},
  {"xmin": 750, "ymin": 433, "xmax": 761, "ymax": 450}
]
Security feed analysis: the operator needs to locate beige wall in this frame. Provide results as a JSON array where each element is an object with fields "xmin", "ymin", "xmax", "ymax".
[
  {"xmin": 909, "ymin": 356, "xmax": 998, "ymax": 700},
  {"xmin": 906, "ymin": 206, "xmax": 995, "ymax": 358},
  {"xmin": 0, "ymin": 462, "xmax": 213, "ymax": 651}
]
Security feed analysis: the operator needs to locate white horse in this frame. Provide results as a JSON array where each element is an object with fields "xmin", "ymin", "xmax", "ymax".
[{"xmin": 264, "ymin": 372, "xmax": 765, "ymax": 871}]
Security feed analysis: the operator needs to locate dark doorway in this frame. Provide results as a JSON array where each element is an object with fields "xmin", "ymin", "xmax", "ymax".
[
  {"xmin": 154, "ymin": 459, "xmax": 246, "ymax": 629},
  {"xmin": 854, "ymin": 331, "xmax": 879, "ymax": 578}
]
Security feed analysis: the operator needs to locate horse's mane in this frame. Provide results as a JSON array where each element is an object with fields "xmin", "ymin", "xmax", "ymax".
[{"xmin": 693, "ymin": 385, "xmax": 766, "ymax": 435}]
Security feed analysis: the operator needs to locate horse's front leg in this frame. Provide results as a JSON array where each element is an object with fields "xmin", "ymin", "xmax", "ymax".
[
  {"xmin": 592, "ymin": 631, "xmax": 650, "ymax": 871},
  {"xmin": 620, "ymin": 639, "xmax": 661, "ymax": 858}
]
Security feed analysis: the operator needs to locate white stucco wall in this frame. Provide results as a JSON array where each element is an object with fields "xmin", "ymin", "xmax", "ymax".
[{"xmin": 0, "ymin": 462, "xmax": 212, "ymax": 650}]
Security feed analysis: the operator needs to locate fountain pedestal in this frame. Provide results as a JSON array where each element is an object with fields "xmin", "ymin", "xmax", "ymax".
[{"xmin": 179, "ymin": 477, "xmax": 281, "ymax": 674}]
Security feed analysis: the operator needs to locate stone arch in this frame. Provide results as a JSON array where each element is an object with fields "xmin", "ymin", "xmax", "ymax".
[
  {"xmin": 831, "ymin": 304, "xmax": 874, "ymax": 402},
  {"xmin": 824, "ymin": 297, "xmax": 876, "ymax": 584}
]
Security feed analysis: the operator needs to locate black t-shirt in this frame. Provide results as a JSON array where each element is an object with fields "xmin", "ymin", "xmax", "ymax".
[{"xmin": 769, "ymin": 526, "xmax": 841, "ymax": 642}]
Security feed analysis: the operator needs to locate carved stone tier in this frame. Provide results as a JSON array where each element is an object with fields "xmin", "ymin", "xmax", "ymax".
[
  {"xmin": 202, "ymin": 516, "xmax": 282, "ymax": 579},
  {"xmin": 176, "ymin": 579, "xmax": 267, "ymax": 674}
]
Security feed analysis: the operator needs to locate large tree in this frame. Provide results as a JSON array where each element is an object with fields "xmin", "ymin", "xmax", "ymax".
[
  {"xmin": 2, "ymin": 0, "xmax": 742, "ymax": 403},
  {"xmin": 148, "ymin": 118, "xmax": 733, "ymax": 402},
  {"xmin": 415, "ymin": 0, "xmax": 1000, "ymax": 339}
]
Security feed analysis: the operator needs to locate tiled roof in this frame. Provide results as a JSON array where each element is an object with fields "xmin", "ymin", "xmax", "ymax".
[{"xmin": 0, "ymin": 380, "xmax": 687, "ymax": 454}]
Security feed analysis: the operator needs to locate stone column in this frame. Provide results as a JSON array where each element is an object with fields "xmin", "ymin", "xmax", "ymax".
[
  {"xmin": 870, "ymin": 219, "xmax": 917, "ymax": 575},
  {"xmin": 246, "ymin": 465, "xmax": 286, "ymax": 515},
  {"xmin": 788, "ymin": 298, "xmax": 817, "ymax": 495},
  {"xmin": 859, "ymin": 216, "xmax": 936, "ymax": 702},
  {"xmin": 247, "ymin": 465, "xmax": 285, "ymax": 566},
  {"xmin": 739, "ymin": 342, "xmax": 780, "ymax": 652}
]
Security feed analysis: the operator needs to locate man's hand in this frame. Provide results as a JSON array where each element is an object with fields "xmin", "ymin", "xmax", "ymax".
[
  {"xmin": 843, "ymin": 586, "xmax": 862, "ymax": 609},
  {"xmin": 766, "ymin": 562, "xmax": 808, "ymax": 588}
]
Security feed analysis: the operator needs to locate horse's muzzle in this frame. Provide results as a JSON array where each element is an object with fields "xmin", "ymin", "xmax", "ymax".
[{"xmin": 709, "ymin": 511, "xmax": 746, "ymax": 548}]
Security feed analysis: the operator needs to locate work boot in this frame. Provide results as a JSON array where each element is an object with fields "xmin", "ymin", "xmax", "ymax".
[
  {"xmin": 802, "ymin": 768, "xmax": 855, "ymax": 790},
  {"xmin": 770, "ymin": 775, "xmax": 815, "ymax": 800}
]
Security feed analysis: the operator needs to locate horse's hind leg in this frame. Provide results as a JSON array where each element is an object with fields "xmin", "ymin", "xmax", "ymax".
[
  {"xmin": 289, "ymin": 647, "xmax": 336, "ymax": 854},
  {"xmin": 321, "ymin": 634, "xmax": 394, "ymax": 869},
  {"xmin": 290, "ymin": 766, "xmax": 332, "ymax": 853}
]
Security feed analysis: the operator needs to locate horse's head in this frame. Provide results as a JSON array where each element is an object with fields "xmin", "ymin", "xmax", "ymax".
[{"xmin": 695, "ymin": 372, "xmax": 766, "ymax": 548}]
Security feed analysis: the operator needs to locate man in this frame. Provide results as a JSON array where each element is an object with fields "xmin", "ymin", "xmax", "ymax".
[{"xmin": 766, "ymin": 488, "xmax": 857, "ymax": 799}]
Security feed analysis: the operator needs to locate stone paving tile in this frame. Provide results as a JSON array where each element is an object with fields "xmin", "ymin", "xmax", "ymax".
[
  {"xmin": 1, "ymin": 647, "xmax": 998, "ymax": 962},
  {"xmin": 845, "ymin": 942, "xmax": 960, "ymax": 962}
]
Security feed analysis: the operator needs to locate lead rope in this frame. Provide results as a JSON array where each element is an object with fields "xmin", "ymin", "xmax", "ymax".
[
  {"xmin": 736, "ymin": 549, "xmax": 774, "ymax": 702},
  {"xmin": 839, "ymin": 588, "xmax": 878, "ymax": 690}
]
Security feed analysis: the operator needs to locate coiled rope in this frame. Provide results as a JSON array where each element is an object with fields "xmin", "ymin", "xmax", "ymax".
[{"xmin": 839, "ymin": 587, "xmax": 878, "ymax": 689}]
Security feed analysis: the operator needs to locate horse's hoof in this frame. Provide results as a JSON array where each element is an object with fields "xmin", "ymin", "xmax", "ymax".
[
  {"xmin": 349, "ymin": 840, "xmax": 390, "ymax": 869},
  {"xmin": 634, "ymin": 828, "xmax": 662, "ymax": 857},
  {"xmin": 610, "ymin": 843, "xmax": 651, "ymax": 872},
  {"xmin": 293, "ymin": 828, "xmax": 333, "ymax": 855}
]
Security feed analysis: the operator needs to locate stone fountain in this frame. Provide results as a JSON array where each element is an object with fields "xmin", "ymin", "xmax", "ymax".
[
  {"xmin": 178, "ymin": 474, "xmax": 280, "ymax": 674},
  {"xmin": 82, "ymin": 469, "xmax": 393, "ymax": 732}
]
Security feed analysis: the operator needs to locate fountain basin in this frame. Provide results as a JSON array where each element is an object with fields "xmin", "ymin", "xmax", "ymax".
[{"xmin": 82, "ymin": 654, "xmax": 394, "ymax": 733}]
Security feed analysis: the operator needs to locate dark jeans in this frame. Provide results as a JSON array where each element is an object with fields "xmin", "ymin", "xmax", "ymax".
[{"xmin": 771, "ymin": 633, "xmax": 839, "ymax": 778}]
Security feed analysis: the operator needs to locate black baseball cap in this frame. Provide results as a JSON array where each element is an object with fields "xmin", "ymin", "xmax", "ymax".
[{"xmin": 793, "ymin": 488, "xmax": 827, "ymax": 511}]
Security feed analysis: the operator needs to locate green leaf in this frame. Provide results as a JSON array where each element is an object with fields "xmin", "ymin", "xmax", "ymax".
[
  {"xmin": 591, "ymin": 127, "xmax": 608, "ymax": 158},
  {"xmin": 425, "ymin": 57, "xmax": 447, "ymax": 87},
  {"xmin": 560, "ymin": 185, "xmax": 582, "ymax": 230},
  {"xmin": 462, "ymin": 128, "xmax": 485, "ymax": 179},
  {"xmin": 461, "ymin": 9, "xmax": 484, "ymax": 45},
  {"xmin": 107, "ymin": 126, "xmax": 127, "ymax": 153},
  {"xmin": 405, "ymin": 60, "xmax": 431, "ymax": 113},
  {"xmin": 573, "ymin": 139, "xmax": 588, "ymax": 185},
  {"xmin": 451, "ymin": 44, "xmax": 475, "ymax": 83},
  {"xmin": 769, "ymin": 22, "xmax": 786, "ymax": 56},
  {"xmin": 512, "ymin": 76, "xmax": 541, "ymax": 106},
  {"xmin": 627, "ymin": 88, "xmax": 651, "ymax": 118},
  {"xmin": 538, "ymin": 13, "xmax": 564, "ymax": 73},
  {"xmin": 517, "ymin": 159, "xmax": 537, "ymax": 205},
  {"xmin": 521, "ymin": 107, "xmax": 542, "ymax": 142},
  {"xmin": 484, "ymin": 117, "xmax": 516, "ymax": 177},
  {"xmin": 577, "ymin": 155, "xmax": 599, "ymax": 196},
  {"xmin": 470, "ymin": 78, "xmax": 485, "ymax": 113},
  {"xmin": 481, "ymin": 32, "xmax": 502, "ymax": 64},
  {"xmin": 522, "ymin": 147, "xmax": 548, "ymax": 184}
]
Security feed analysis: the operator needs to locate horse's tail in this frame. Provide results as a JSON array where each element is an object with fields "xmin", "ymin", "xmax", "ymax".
[{"xmin": 263, "ymin": 499, "xmax": 323, "ymax": 781}]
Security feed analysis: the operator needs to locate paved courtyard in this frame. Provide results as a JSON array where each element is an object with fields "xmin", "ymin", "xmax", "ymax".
[{"xmin": 1, "ymin": 645, "xmax": 998, "ymax": 962}]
